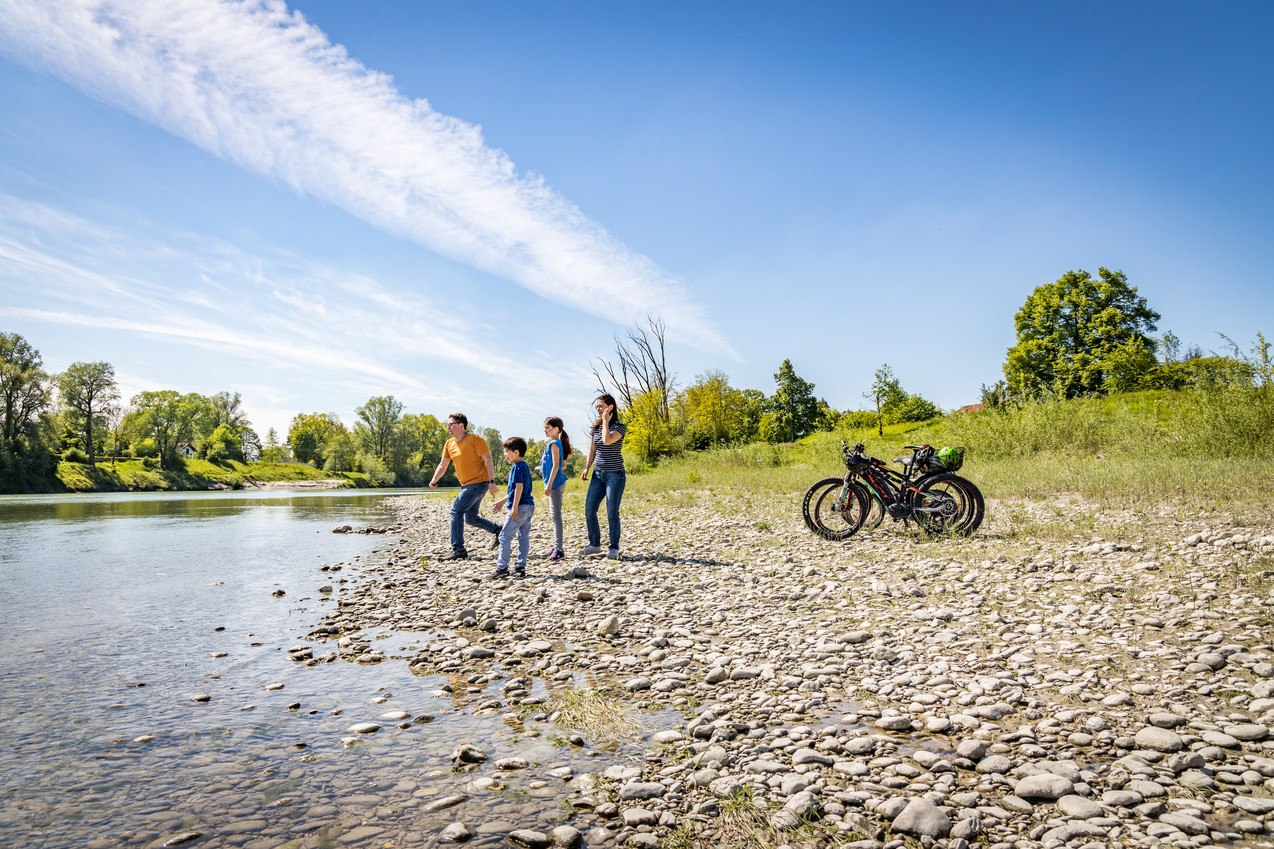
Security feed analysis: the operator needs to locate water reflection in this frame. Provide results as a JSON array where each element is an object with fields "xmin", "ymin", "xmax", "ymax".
[{"xmin": 0, "ymin": 489, "xmax": 636, "ymax": 848}]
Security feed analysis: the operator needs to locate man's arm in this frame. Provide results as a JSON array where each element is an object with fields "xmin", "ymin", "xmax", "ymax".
[
  {"xmin": 483, "ymin": 451, "xmax": 497, "ymax": 495},
  {"xmin": 428, "ymin": 452, "xmax": 451, "ymax": 487}
]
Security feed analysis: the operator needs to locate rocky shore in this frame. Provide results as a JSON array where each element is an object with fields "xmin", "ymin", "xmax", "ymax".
[{"xmin": 312, "ymin": 491, "xmax": 1274, "ymax": 849}]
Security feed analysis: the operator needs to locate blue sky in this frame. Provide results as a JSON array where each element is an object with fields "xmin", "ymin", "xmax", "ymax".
[{"xmin": 1, "ymin": 1, "xmax": 1271, "ymax": 445}]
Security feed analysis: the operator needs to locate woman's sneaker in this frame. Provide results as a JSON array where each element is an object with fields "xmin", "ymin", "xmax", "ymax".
[
  {"xmin": 607, "ymin": 548, "xmax": 621, "ymax": 560},
  {"xmin": 547, "ymin": 548, "xmax": 565, "ymax": 562},
  {"xmin": 581, "ymin": 545, "xmax": 604, "ymax": 557}
]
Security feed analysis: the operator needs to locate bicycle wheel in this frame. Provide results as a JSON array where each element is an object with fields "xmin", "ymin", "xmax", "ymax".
[
  {"xmin": 860, "ymin": 487, "xmax": 886, "ymax": 529},
  {"xmin": 802, "ymin": 477, "xmax": 843, "ymax": 536},
  {"xmin": 910, "ymin": 473, "xmax": 984, "ymax": 537},
  {"xmin": 951, "ymin": 476, "xmax": 985, "ymax": 534},
  {"xmin": 809, "ymin": 479, "xmax": 868, "ymax": 540}
]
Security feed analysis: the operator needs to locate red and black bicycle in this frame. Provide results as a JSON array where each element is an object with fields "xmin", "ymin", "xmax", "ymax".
[{"xmin": 802, "ymin": 441, "xmax": 984, "ymax": 540}]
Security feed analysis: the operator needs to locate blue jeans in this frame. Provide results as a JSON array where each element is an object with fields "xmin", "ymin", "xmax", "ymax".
[
  {"xmin": 584, "ymin": 469, "xmax": 626, "ymax": 550},
  {"xmin": 497, "ymin": 502, "xmax": 535, "ymax": 572},
  {"xmin": 450, "ymin": 482, "xmax": 499, "ymax": 552}
]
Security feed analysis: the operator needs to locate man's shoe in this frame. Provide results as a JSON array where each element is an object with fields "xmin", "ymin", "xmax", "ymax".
[
  {"xmin": 439, "ymin": 550, "xmax": 468, "ymax": 561},
  {"xmin": 490, "ymin": 532, "xmax": 501, "ymax": 550},
  {"xmin": 607, "ymin": 548, "xmax": 621, "ymax": 561},
  {"xmin": 581, "ymin": 545, "xmax": 604, "ymax": 557},
  {"xmin": 513, "ymin": 569, "xmax": 526, "ymax": 579},
  {"xmin": 489, "ymin": 568, "xmax": 509, "ymax": 579}
]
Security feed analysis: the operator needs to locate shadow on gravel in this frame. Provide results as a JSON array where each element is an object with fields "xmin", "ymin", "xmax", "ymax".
[{"xmin": 624, "ymin": 551, "xmax": 750, "ymax": 570}]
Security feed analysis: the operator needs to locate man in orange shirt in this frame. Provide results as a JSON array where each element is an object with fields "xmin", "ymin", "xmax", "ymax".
[{"xmin": 428, "ymin": 412, "xmax": 500, "ymax": 560}]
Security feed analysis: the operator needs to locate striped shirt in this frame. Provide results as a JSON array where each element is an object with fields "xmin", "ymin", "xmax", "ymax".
[{"xmin": 591, "ymin": 422, "xmax": 627, "ymax": 472}]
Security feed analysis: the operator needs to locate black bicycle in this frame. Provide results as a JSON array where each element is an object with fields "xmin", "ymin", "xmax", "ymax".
[{"xmin": 802, "ymin": 441, "xmax": 984, "ymax": 540}]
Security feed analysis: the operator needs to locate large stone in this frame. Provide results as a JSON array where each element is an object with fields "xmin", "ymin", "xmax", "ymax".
[
  {"xmin": 1224, "ymin": 723, "xmax": 1269, "ymax": 742},
  {"xmin": 440, "ymin": 822, "xmax": 471, "ymax": 843},
  {"xmin": 1133, "ymin": 726, "xmax": 1183, "ymax": 752},
  {"xmin": 1015, "ymin": 773, "xmax": 1073, "ymax": 801},
  {"xmin": 792, "ymin": 747, "xmax": 834, "ymax": 766},
  {"xmin": 619, "ymin": 782, "xmax": 666, "ymax": 800},
  {"xmin": 1056, "ymin": 795, "xmax": 1103, "ymax": 819},
  {"xmin": 891, "ymin": 797, "xmax": 952, "ymax": 839},
  {"xmin": 1233, "ymin": 796, "xmax": 1274, "ymax": 815},
  {"xmin": 550, "ymin": 826, "xmax": 581, "ymax": 849},
  {"xmin": 1158, "ymin": 813, "xmax": 1210, "ymax": 836},
  {"xmin": 509, "ymin": 831, "xmax": 550, "ymax": 849},
  {"xmin": 975, "ymin": 755, "xmax": 1012, "ymax": 774}
]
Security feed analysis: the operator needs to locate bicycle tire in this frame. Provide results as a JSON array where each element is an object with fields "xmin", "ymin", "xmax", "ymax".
[
  {"xmin": 802, "ymin": 477, "xmax": 842, "ymax": 536},
  {"xmin": 801, "ymin": 477, "xmax": 868, "ymax": 540},
  {"xmin": 910, "ymin": 473, "xmax": 984, "ymax": 537}
]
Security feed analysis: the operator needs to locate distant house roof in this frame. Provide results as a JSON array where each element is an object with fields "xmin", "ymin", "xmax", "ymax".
[
  {"xmin": 176, "ymin": 442, "xmax": 196, "ymax": 455},
  {"xmin": 956, "ymin": 403, "xmax": 985, "ymax": 413}
]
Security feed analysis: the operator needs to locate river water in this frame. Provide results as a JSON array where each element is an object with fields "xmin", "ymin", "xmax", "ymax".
[{"xmin": 0, "ymin": 489, "xmax": 626, "ymax": 849}]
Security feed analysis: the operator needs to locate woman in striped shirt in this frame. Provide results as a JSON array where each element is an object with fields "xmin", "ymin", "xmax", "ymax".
[{"xmin": 580, "ymin": 393, "xmax": 626, "ymax": 559}]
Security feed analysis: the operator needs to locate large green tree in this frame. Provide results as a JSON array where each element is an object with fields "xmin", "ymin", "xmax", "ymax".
[
  {"xmin": 126, "ymin": 391, "xmax": 207, "ymax": 468},
  {"xmin": 354, "ymin": 395, "xmax": 404, "ymax": 461},
  {"xmin": 766, "ymin": 359, "xmax": 821, "ymax": 443},
  {"xmin": 0, "ymin": 332, "xmax": 50, "ymax": 452},
  {"xmin": 675, "ymin": 369, "xmax": 749, "ymax": 449},
  {"xmin": 209, "ymin": 391, "xmax": 249, "ymax": 431},
  {"xmin": 399, "ymin": 413, "xmax": 446, "ymax": 467},
  {"xmin": 865, "ymin": 364, "xmax": 904, "ymax": 436},
  {"xmin": 57, "ymin": 361, "xmax": 118, "ymax": 466},
  {"xmin": 288, "ymin": 412, "xmax": 345, "ymax": 466},
  {"xmin": 1005, "ymin": 267, "xmax": 1160, "ymax": 399},
  {"xmin": 624, "ymin": 389, "xmax": 678, "ymax": 461},
  {"xmin": 865, "ymin": 363, "xmax": 940, "ymax": 431}
]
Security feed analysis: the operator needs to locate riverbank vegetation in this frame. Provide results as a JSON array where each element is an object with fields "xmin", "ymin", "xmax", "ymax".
[
  {"xmin": 3, "ymin": 267, "xmax": 1270, "ymax": 496},
  {"xmin": 51, "ymin": 457, "xmax": 365, "ymax": 493}
]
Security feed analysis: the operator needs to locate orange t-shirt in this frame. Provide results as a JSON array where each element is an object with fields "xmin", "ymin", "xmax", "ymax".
[{"xmin": 445, "ymin": 434, "xmax": 491, "ymax": 486}]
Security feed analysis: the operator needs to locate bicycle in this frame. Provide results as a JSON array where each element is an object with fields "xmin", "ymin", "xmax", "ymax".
[{"xmin": 802, "ymin": 441, "xmax": 984, "ymax": 540}]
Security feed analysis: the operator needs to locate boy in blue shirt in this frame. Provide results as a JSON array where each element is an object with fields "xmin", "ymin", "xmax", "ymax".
[{"xmin": 490, "ymin": 436, "xmax": 535, "ymax": 579}]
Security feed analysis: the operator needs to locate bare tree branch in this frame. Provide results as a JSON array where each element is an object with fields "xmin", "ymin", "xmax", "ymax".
[{"xmin": 592, "ymin": 316, "xmax": 674, "ymax": 420}]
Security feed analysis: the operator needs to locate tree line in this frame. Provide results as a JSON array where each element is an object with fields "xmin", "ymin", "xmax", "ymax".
[{"xmin": 3, "ymin": 266, "xmax": 1266, "ymax": 491}]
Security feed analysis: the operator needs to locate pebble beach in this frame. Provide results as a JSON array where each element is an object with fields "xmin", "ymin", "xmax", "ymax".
[{"xmin": 310, "ymin": 491, "xmax": 1274, "ymax": 849}]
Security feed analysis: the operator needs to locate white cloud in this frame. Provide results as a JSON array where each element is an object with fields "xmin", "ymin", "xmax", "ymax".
[
  {"xmin": 0, "ymin": 192, "xmax": 575, "ymax": 410},
  {"xmin": 0, "ymin": 0, "xmax": 731, "ymax": 352}
]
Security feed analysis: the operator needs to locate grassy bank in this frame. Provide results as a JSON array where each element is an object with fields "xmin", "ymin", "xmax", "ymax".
[
  {"xmin": 623, "ymin": 386, "xmax": 1274, "ymax": 513},
  {"xmin": 53, "ymin": 458, "xmax": 366, "ymax": 493}
]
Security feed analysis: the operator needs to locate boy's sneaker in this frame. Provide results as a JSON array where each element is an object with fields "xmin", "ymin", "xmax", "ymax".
[
  {"xmin": 439, "ymin": 549, "xmax": 468, "ymax": 561},
  {"xmin": 512, "ymin": 568, "xmax": 526, "ymax": 579},
  {"xmin": 546, "ymin": 548, "xmax": 565, "ymax": 563},
  {"xmin": 607, "ymin": 548, "xmax": 621, "ymax": 561},
  {"xmin": 490, "ymin": 531, "xmax": 501, "ymax": 550},
  {"xmin": 488, "ymin": 567, "xmax": 509, "ymax": 580},
  {"xmin": 581, "ymin": 545, "xmax": 604, "ymax": 557}
]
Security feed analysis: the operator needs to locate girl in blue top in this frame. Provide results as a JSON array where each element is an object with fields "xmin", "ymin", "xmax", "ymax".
[{"xmin": 541, "ymin": 417, "xmax": 572, "ymax": 562}]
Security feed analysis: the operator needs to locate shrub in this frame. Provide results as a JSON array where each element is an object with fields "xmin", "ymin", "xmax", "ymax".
[
  {"xmin": 837, "ymin": 410, "xmax": 878, "ymax": 430},
  {"xmin": 62, "ymin": 447, "xmax": 89, "ymax": 464}
]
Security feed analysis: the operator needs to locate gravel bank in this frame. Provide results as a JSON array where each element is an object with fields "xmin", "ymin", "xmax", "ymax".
[{"xmin": 312, "ymin": 492, "xmax": 1274, "ymax": 848}]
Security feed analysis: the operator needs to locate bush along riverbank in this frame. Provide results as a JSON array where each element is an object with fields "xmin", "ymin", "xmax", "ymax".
[
  {"xmin": 302, "ymin": 490, "xmax": 1274, "ymax": 848},
  {"xmin": 43, "ymin": 458, "xmax": 366, "ymax": 493}
]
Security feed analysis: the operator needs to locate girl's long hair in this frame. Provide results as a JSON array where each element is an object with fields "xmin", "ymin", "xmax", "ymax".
[
  {"xmin": 544, "ymin": 416, "xmax": 572, "ymax": 459},
  {"xmin": 591, "ymin": 393, "xmax": 622, "ymax": 429}
]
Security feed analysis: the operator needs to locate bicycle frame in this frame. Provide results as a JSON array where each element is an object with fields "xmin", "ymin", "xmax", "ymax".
[{"xmin": 844, "ymin": 444, "xmax": 935, "ymax": 520}]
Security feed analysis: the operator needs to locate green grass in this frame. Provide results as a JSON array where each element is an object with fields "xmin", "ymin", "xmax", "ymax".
[
  {"xmin": 54, "ymin": 458, "xmax": 360, "ymax": 492},
  {"xmin": 622, "ymin": 386, "xmax": 1274, "ymax": 513}
]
